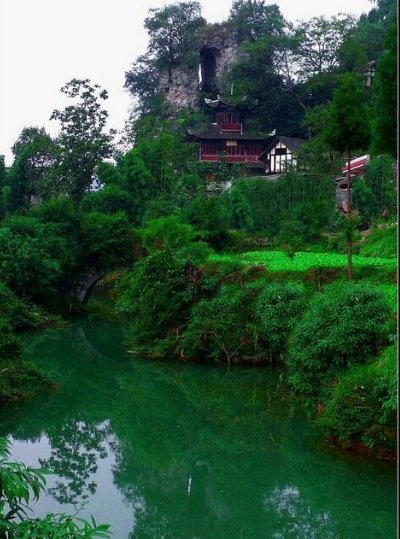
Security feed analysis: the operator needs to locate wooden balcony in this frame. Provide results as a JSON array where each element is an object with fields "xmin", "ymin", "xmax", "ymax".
[
  {"xmin": 220, "ymin": 122, "xmax": 242, "ymax": 132},
  {"xmin": 200, "ymin": 154, "xmax": 261, "ymax": 163}
]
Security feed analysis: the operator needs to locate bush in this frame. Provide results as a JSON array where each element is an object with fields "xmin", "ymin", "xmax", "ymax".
[
  {"xmin": 358, "ymin": 223, "xmax": 397, "ymax": 258},
  {"xmin": 79, "ymin": 211, "xmax": 134, "ymax": 268},
  {"xmin": 179, "ymin": 284, "xmax": 258, "ymax": 363},
  {"xmin": 79, "ymin": 185, "xmax": 135, "ymax": 218},
  {"xmin": 286, "ymin": 282, "xmax": 392, "ymax": 401},
  {"xmin": 255, "ymin": 282, "xmax": 305, "ymax": 361},
  {"xmin": 116, "ymin": 221, "xmax": 211, "ymax": 354},
  {"xmin": 0, "ymin": 216, "xmax": 75, "ymax": 297},
  {"xmin": 317, "ymin": 344, "xmax": 397, "ymax": 452}
]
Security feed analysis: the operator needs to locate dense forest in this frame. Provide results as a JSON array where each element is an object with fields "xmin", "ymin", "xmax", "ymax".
[{"xmin": 0, "ymin": 0, "xmax": 397, "ymax": 536}]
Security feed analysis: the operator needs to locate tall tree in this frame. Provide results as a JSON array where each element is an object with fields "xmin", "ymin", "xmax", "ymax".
[
  {"xmin": 323, "ymin": 73, "xmax": 371, "ymax": 279},
  {"xmin": 371, "ymin": 19, "xmax": 397, "ymax": 158},
  {"xmin": 0, "ymin": 155, "xmax": 7, "ymax": 217},
  {"xmin": 49, "ymin": 79, "xmax": 115, "ymax": 204},
  {"xmin": 227, "ymin": 0, "xmax": 285, "ymax": 43},
  {"xmin": 338, "ymin": 0, "xmax": 397, "ymax": 72},
  {"xmin": 9, "ymin": 126, "xmax": 57, "ymax": 203},
  {"xmin": 144, "ymin": 1, "xmax": 206, "ymax": 76},
  {"xmin": 292, "ymin": 15, "xmax": 356, "ymax": 81}
]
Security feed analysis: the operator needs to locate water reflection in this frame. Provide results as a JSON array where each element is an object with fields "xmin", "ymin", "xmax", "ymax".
[
  {"xmin": 0, "ymin": 319, "xmax": 396, "ymax": 539},
  {"xmin": 40, "ymin": 419, "xmax": 110, "ymax": 503}
]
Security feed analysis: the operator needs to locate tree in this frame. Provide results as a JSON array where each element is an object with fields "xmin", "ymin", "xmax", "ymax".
[
  {"xmin": 323, "ymin": 73, "xmax": 371, "ymax": 279},
  {"xmin": 371, "ymin": 19, "xmax": 397, "ymax": 158},
  {"xmin": 292, "ymin": 15, "xmax": 356, "ymax": 81},
  {"xmin": 49, "ymin": 79, "xmax": 115, "ymax": 204},
  {"xmin": 0, "ymin": 156, "xmax": 7, "ymax": 217},
  {"xmin": 124, "ymin": 55, "xmax": 164, "ymax": 115},
  {"xmin": 227, "ymin": 0, "xmax": 285, "ymax": 43},
  {"xmin": 144, "ymin": 1, "xmax": 206, "ymax": 76},
  {"xmin": 6, "ymin": 127, "xmax": 57, "ymax": 210}
]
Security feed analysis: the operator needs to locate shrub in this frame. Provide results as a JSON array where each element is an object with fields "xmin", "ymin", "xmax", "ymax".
[
  {"xmin": 179, "ymin": 284, "xmax": 258, "ymax": 363},
  {"xmin": 79, "ymin": 211, "xmax": 134, "ymax": 268},
  {"xmin": 79, "ymin": 185, "xmax": 135, "ymax": 218},
  {"xmin": 116, "ymin": 226, "xmax": 211, "ymax": 354},
  {"xmin": 286, "ymin": 282, "xmax": 392, "ymax": 401},
  {"xmin": 255, "ymin": 282, "xmax": 305, "ymax": 361},
  {"xmin": 0, "ymin": 216, "xmax": 74, "ymax": 297},
  {"xmin": 374, "ymin": 343, "xmax": 397, "ymax": 423},
  {"xmin": 358, "ymin": 223, "xmax": 397, "ymax": 259},
  {"xmin": 317, "ymin": 344, "xmax": 397, "ymax": 451}
]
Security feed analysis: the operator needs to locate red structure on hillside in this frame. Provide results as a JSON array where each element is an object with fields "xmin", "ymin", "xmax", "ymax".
[{"xmin": 189, "ymin": 97, "xmax": 271, "ymax": 174}]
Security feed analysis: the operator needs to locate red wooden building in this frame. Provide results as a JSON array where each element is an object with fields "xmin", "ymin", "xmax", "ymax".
[{"xmin": 189, "ymin": 97, "xmax": 270, "ymax": 173}]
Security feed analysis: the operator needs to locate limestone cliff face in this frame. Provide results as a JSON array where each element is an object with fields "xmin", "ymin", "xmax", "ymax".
[{"xmin": 159, "ymin": 27, "xmax": 239, "ymax": 111}]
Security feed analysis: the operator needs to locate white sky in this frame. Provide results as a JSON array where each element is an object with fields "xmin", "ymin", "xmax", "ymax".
[{"xmin": 0, "ymin": 0, "xmax": 373, "ymax": 166}]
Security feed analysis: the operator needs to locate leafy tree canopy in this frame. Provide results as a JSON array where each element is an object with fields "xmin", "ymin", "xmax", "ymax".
[
  {"xmin": 144, "ymin": 1, "xmax": 206, "ymax": 73},
  {"xmin": 49, "ymin": 79, "xmax": 115, "ymax": 203},
  {"xmin": 227, "ymin": 0, "xmax": 285, "ymax": 43}
]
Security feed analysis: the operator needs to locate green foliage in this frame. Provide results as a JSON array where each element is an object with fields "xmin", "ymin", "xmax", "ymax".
[
  {"xmin": 140, "ymin": 215, "xmax": 197, "ymax": 252},
  {"xmin": 117, "ymin": 147, "xmax": 157, "ymax": 224},
  {"xmin": 224, "ymin": 173, "xmax": 335, "ymax": 236},
  {"xmin": 143, "ymin": 1, "xmax": 206, "ymax": 73},
  {"xmin": 351, "ymin": 178, "xmax": 378, "ymax": 224},
  {"xmin": 371, "ymin": 19, "xmax": 397, "ymax": 158},
  {"xmin": 182, "ymin": 195, "xmax": 230, "ymax": 250},
  {"xmin": 338, "ymin": 0, "xmax": 397, "ymax": 72},
  {"xmin": 0, "ymin": 438, "xmax": 111, "ymax": 538},
  {"xmin": 323, "ymin": 72, "xmax": 371, "ymax": 154},
  {"xmin": 292, "ymin": 15, "xmax": 356, "ymax": 80},
  {"xmin": 116, "ymin": 217, "xmax": 211, "ymax": 352},
  {"xmin": 8, "ymin": 126, "xmax": 57, "ymax": 208},
  {"xmin": 317, "ymin": 358, "xmax": 396, "ymax": 451},
  {"xmin": 227, "ymin": 0, "xmax": 285, "ymax": 43},
  {"xmin": 317, "ymin": 342, "xmax": 397, "ymax": 451},
  {"xmin": 210, "ymin": 249, "xmax": 397, "ymax": 274},
  {"xmin": 374, "ymin": 343, "xmax": 398, "ymax": 422},
  {"xmin": 79, "ymin": 211, "xmax": 134, "ymax": 268},
  {"xmin": 363, "ymin": 155, "xmax": 397, "ymax": 217},
  {"xmin": 358, "ymin": 223, "xmax": 397, "ymax": 259},
  {"xmin": 254, "ymin": 282, "xmax": 305, "ymax": 360},
  {"xmin": 286, "ymin": 282, "xmax": 392, "ymax": 401},
  {"xmin": 180, "ymin": 284, "xmax": 258, "ymax": 363},
  {"xmin": 49, "ymin": 79, "xmax": 115, "ymax": 203},
  {"xmin": 79, "ymin": 185, "xmax": 135, "ymax": 218},
  {"xmin": 0, "ymin": 280, "xmax": 56, "ymax": 402},
  {"xmin": 0, "ymin": 216, "xmax": 76, "ymax": 297}
]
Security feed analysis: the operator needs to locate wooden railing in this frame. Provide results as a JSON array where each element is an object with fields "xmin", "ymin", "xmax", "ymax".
[
  {"xmin": 220, "ymin": 122, "xmax": 242, "ymax": 132},
  {"xmin": 200, "ymin": 155, "xmax": 260, "ymax": 163}
]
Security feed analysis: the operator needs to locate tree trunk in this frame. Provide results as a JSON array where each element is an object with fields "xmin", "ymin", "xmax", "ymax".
[{"xmin": 347, "ymin": 148, "xmax": 353, "ymax": 280}]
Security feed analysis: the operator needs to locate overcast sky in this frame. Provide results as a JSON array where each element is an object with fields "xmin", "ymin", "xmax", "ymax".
[{"xmin": 0, "ymin": 0, "xmax": 373, "ymax": 165}]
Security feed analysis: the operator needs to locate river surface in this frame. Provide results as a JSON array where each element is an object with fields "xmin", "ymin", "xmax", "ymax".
[{"xmin": 0, "ymin": 317, "xmax": 397, "ymax": 539}]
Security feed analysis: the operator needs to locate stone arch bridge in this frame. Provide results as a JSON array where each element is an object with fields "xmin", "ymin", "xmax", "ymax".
[{"xmin": 68, "ymin": 267, "xmax": 126, "ymax": 303}]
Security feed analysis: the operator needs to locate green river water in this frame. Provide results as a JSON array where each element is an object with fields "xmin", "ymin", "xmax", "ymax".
[{"xmin": 0, "ymin": 317, "xmax": 397, "ymax": 539}]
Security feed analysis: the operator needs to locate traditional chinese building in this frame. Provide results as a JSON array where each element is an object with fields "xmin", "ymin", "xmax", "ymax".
[{"xmin": 189, "ymin": 97, "xmax": 272, "ymax": 175}]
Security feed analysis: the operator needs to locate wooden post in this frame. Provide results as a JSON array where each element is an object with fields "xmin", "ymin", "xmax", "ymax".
[{"xmin": 347, "ymin": 149, "xmax": 353, "ymax": 280}]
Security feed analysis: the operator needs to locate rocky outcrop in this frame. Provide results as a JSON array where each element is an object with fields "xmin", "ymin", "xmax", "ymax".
[{"xmin": 159, "ymin": 26, "xmax": 239, "ymax": 111}]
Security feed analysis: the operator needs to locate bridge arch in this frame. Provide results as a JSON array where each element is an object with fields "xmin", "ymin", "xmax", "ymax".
[{"xmin": 68, "ymin": 268, "xmax": 124, "ymax": 304}]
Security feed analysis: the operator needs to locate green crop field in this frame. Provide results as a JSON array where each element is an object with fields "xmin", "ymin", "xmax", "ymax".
[{"xmin": 209, "ymin": 250, "xmax": 397, "ymax": 273}]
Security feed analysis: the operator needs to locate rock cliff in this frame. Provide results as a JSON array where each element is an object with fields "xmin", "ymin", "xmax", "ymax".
[{"xmin": 159, "ymin": 26, "xmax": 239, "ymax": 111}]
